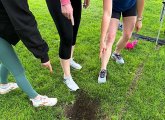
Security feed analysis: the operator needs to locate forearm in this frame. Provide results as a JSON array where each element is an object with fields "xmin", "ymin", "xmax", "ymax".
[
  {"xmin": 137, "ymin": 0, "xmax": 145, "ymax": 18},
  {"xmin": 100, "ymin": 0, "xmax": 112, "ymax": 43},
  {"xmin": 16, "ymin": 28, "xmax": 49, "ymax": 63},
  {"xmin": 100, "ymin": 14, "xmax": 111, "ymax": 42}
]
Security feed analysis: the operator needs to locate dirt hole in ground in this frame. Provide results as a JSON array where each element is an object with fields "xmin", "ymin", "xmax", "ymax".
[{"xmin": 65, "ymin": 90, "xmax": 100, "ymax": 120}]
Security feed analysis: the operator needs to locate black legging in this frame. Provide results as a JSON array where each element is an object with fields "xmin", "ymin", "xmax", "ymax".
[{"xmin": 46, "ymin": 0, "xmax": 82, "ymax": 59}]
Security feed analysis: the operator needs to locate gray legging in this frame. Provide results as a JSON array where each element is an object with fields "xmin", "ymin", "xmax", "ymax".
[{"xmin": 0, "ymin": 37, "xmax": 38, "ymax": 98}]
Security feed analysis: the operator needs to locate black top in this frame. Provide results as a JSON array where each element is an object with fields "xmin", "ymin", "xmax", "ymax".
[{"xmin": 0, "ymin": 0, "xmax": 49, "ymax": 63}]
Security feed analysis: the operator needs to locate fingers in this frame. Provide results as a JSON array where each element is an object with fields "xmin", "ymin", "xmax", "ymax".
[
  {"xmin": 48, "ymin": 64, "xmax": 53, "ymax": 74},
  {"xmin": 136, "ymin": 27, "xmax": 140, "ymax": 33},
  {"xmin": 70, "ymin": 15, "xmax": 74, "ymax": 26},
  {"xmin": 63, "ymin": 12, "xmax": 71, "ymax": 20},
  {"xmin": 42, "ymin": 61, "xmax": 53, "ymax": 74},
  {"xmin": 61, "ymin": 4, "xmax": 73, "ymax": 22},
  {"xmin": 83, "ymin": 0, "xmax": 89, "ymax": 8},
  {"xmin": 83, "ymin": 1, "xmax": 87, "ymax": 8}
]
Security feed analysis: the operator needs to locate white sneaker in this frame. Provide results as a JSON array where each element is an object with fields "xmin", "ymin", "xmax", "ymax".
[
  {"xmin": 98, "ymin": 70, "xmax": 107, "ymax": 84},
  {"xmin": 30, "ymin": 95, "xmax": 57, "ymax": 107},
  {"xmin": 0, "ymin": 83, "xmax": 18, "ymax": 94},
  {"xmin": 70, "ymin": 58, "xmax": 82, "ymax": 70},
  {"xmin": 63, "ymin": 77, "xmax": 79, "ymax": 91},
  {"xmin": 111, "ymin": 53, "xmax": 125, "ymax": 64}
]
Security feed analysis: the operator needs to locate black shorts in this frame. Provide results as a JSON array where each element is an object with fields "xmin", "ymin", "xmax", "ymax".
[{"xmin": 112, "ymin": 3, "xmax": 137, "ymax": 20}]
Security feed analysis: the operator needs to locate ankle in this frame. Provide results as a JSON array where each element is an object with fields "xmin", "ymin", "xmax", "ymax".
[
  {"xmin": 64, "ymin": 75, "xmax": 72, "ymax": 79},
  {"xmin": 114, "ymin": 51, "xmax": 120, "ymax": 55},
  {"xmin": 33, "ymin": 94, "xmax": 41, "ymax": 100},
  {"xmin": 101, "ymin": 68, "xmax": 106, "ymax": 71}
]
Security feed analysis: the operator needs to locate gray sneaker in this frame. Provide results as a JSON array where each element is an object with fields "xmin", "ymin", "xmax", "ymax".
[
  {"xmin": 111, "ymin": 53, "xmax": 124, "ymax": 64},
  {"xmin": 70, "ymin": 58, "xmax": 82, "ymax": 70},
  {"xmin": 98, "ymin": 69, "xmax": 107, "ymax": 84},
  {"xmin": 64, "ymin": 77, "xmax": 79, "ymax": 91}
]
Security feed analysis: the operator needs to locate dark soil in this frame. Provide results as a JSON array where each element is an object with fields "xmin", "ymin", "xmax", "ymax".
[{"xmin": 66, "ymin": 90, "xmax": 100, "ymax": 120}]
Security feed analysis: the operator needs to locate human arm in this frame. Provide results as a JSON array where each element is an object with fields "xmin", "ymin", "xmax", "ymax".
[
  {"xmin": 100, "ymin": 0, "xmax": 112, "ymax": 57},
  {"xmin": 135, "ymin": 0, "xmax": 145, "ymax": 32},
  {"xmin": 1, "ymin": 0, "xmax": 52, "ymax": 72},
  {"xmin": 60, "ymin": 0, "xmax": 74, "ymax": 25}
]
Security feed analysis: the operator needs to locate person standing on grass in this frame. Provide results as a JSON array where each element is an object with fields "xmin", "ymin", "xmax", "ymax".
[
  {"xmin": 0, "ymin": 0, "xmax": 57, "ymax": 107},
  {"xmin": 45, "ymin": 0, "xmax": 90, "ymax": 91},
  {"xmin": 98, "ymin": 0, "xmax": 145, "ymax": 83}
]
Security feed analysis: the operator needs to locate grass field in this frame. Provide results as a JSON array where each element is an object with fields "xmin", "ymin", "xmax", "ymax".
[{"xmin": 0, "ymin": 0, "xmax": 165, "ymax": 119}]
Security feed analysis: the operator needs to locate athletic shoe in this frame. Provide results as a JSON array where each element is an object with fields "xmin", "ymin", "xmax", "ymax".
[
  {"xmin": 111, "ymin": 53, "xmax": 124, "ymax": 64},
  {"xmin": 98, "ymin": 69, "xmax": 107, "ymax": 84},
  {"xmin": 70, "ymin": 58, "xmax": 82, "ymax": 70},
  {"xmin": 30, "ymin": 95, "xmax": 57, "ymax": 107},
  {"xmin": 63, "ymin": 77, "xmax": 79, "ymax": 91},
  {"xmin": 118, "ymin": 22, "xmax": 123, "ymax": 31},
  {"xmin": 0, "ymin": 83, "xmax": 18, "ymax": 94}
]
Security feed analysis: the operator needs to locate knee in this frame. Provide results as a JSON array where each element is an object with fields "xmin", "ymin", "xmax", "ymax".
[
  {"xmin": 106, "ymin": 34, "xmax": 116, "ymax": 46},
  {"xmin": 61, "ymin": 34, "xmax": 73, "ymax": 47},
  {"xmin": 107, "ymin": 33, "xmax": 116, "ymax": 41}
]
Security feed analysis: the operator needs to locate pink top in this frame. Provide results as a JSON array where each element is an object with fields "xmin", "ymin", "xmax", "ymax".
[{"xmin": 61, "ymin": 0, "xmax": 70, "ymax": 5}]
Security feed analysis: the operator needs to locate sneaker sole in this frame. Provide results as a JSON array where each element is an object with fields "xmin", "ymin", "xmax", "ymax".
[
  {"xmin": 69, "ymin": 88, "xmax": 80, "ymax": 91},
  {"xmin": 70, "ymin": 65, "xmax": 82, "ymax": 70},
  {"xmin": 98, "ymin": 77, "xmax": 106, "ymax": 84}
]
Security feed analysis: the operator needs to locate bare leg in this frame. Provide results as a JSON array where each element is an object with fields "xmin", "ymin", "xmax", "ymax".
[
  {"xmin": 60, "ymin": 59, "xmax": 71, "ymax": 78},
  {"xmin": 101, "ymin": 18, "xmax": 119, "ymax": 70},
  {"xmin": 114, "ymin": 16, "xmax": 136, "ymax": 54}
]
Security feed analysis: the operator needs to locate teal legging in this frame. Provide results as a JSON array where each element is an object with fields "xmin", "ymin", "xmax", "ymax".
[{"xmin": 0, "ymin": 37, "xmax": 38, "ymax": 98}]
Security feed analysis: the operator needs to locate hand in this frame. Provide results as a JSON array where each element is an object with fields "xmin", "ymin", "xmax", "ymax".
[
  {"xmin": 99, "ymin": 41, "xmax": 107, "ymax": 58},
  {"xmin": 135, "ymin": 20, "xmax": 142, "ymax": 32},
  {"xmin": 83, "ymin": 0, "xmax": 90, "ymax": 9},
  {"xmin": 42, "ymin": 60, "xmax": 53, "ymax": 73},
  {"xmin": 61, "ymin": 4, "xmax": 74, "ymax": 25}
]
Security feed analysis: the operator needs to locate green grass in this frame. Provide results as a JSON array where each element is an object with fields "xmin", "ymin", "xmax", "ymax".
[{"xmin": 0, "ymin": 0, "xmax": 165, "ymax": 119}]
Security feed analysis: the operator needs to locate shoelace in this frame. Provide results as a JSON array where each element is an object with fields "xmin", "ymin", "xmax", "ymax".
[
  {"xmin": 35, "ymin": 95, "xmax": 48, "ymax": 102},
  {"xmin": 115, "ymin": 54, "xmax": 122, "ymax": 60},
  {"xmin": 100, "ymin": 70, "xmax": 107, "ymax": 78}
]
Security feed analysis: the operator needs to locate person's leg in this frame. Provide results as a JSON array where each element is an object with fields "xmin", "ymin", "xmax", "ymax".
[
  {"xmin": 0, "ymin": 64, "xmax": 9, "ymax": 84},
  {"xmin": 114, "ymin": 16, "xmax": 136, "ymax": 54},
  {"xmin": 0, "ymin": 37, "xmax": 38, "ymax": 98},
  {"xmin": 0, "ymin": 63, "xmax": 18, "ymax": 94},
  {"xmin": 112, "ymin": 4, "xmax": 137, "ymax": 64},
  {"xmin": 46, "ymin": 0, "xmax": 73, "ymax": 76},
  {"xmin": 46, "ymin": 0, "xmax": 79, "ymax": 91},
  {"xmin": 0, "ymin": 37, "xmax": 57, "ymax": 107},
  {"xmin": 114, "ymin": 3, "xmax": 137, "ymax": 54},
  {"xmin": 70, "ymin": 0, "xmax": 82, "ymax": 69},
  {"xmin": 98, "ymin": 10, "xmax": 120, "ymax": 83},
  {"xmin": 101, "ymin": 19, "xmax": 119, "ymax": 70}
]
